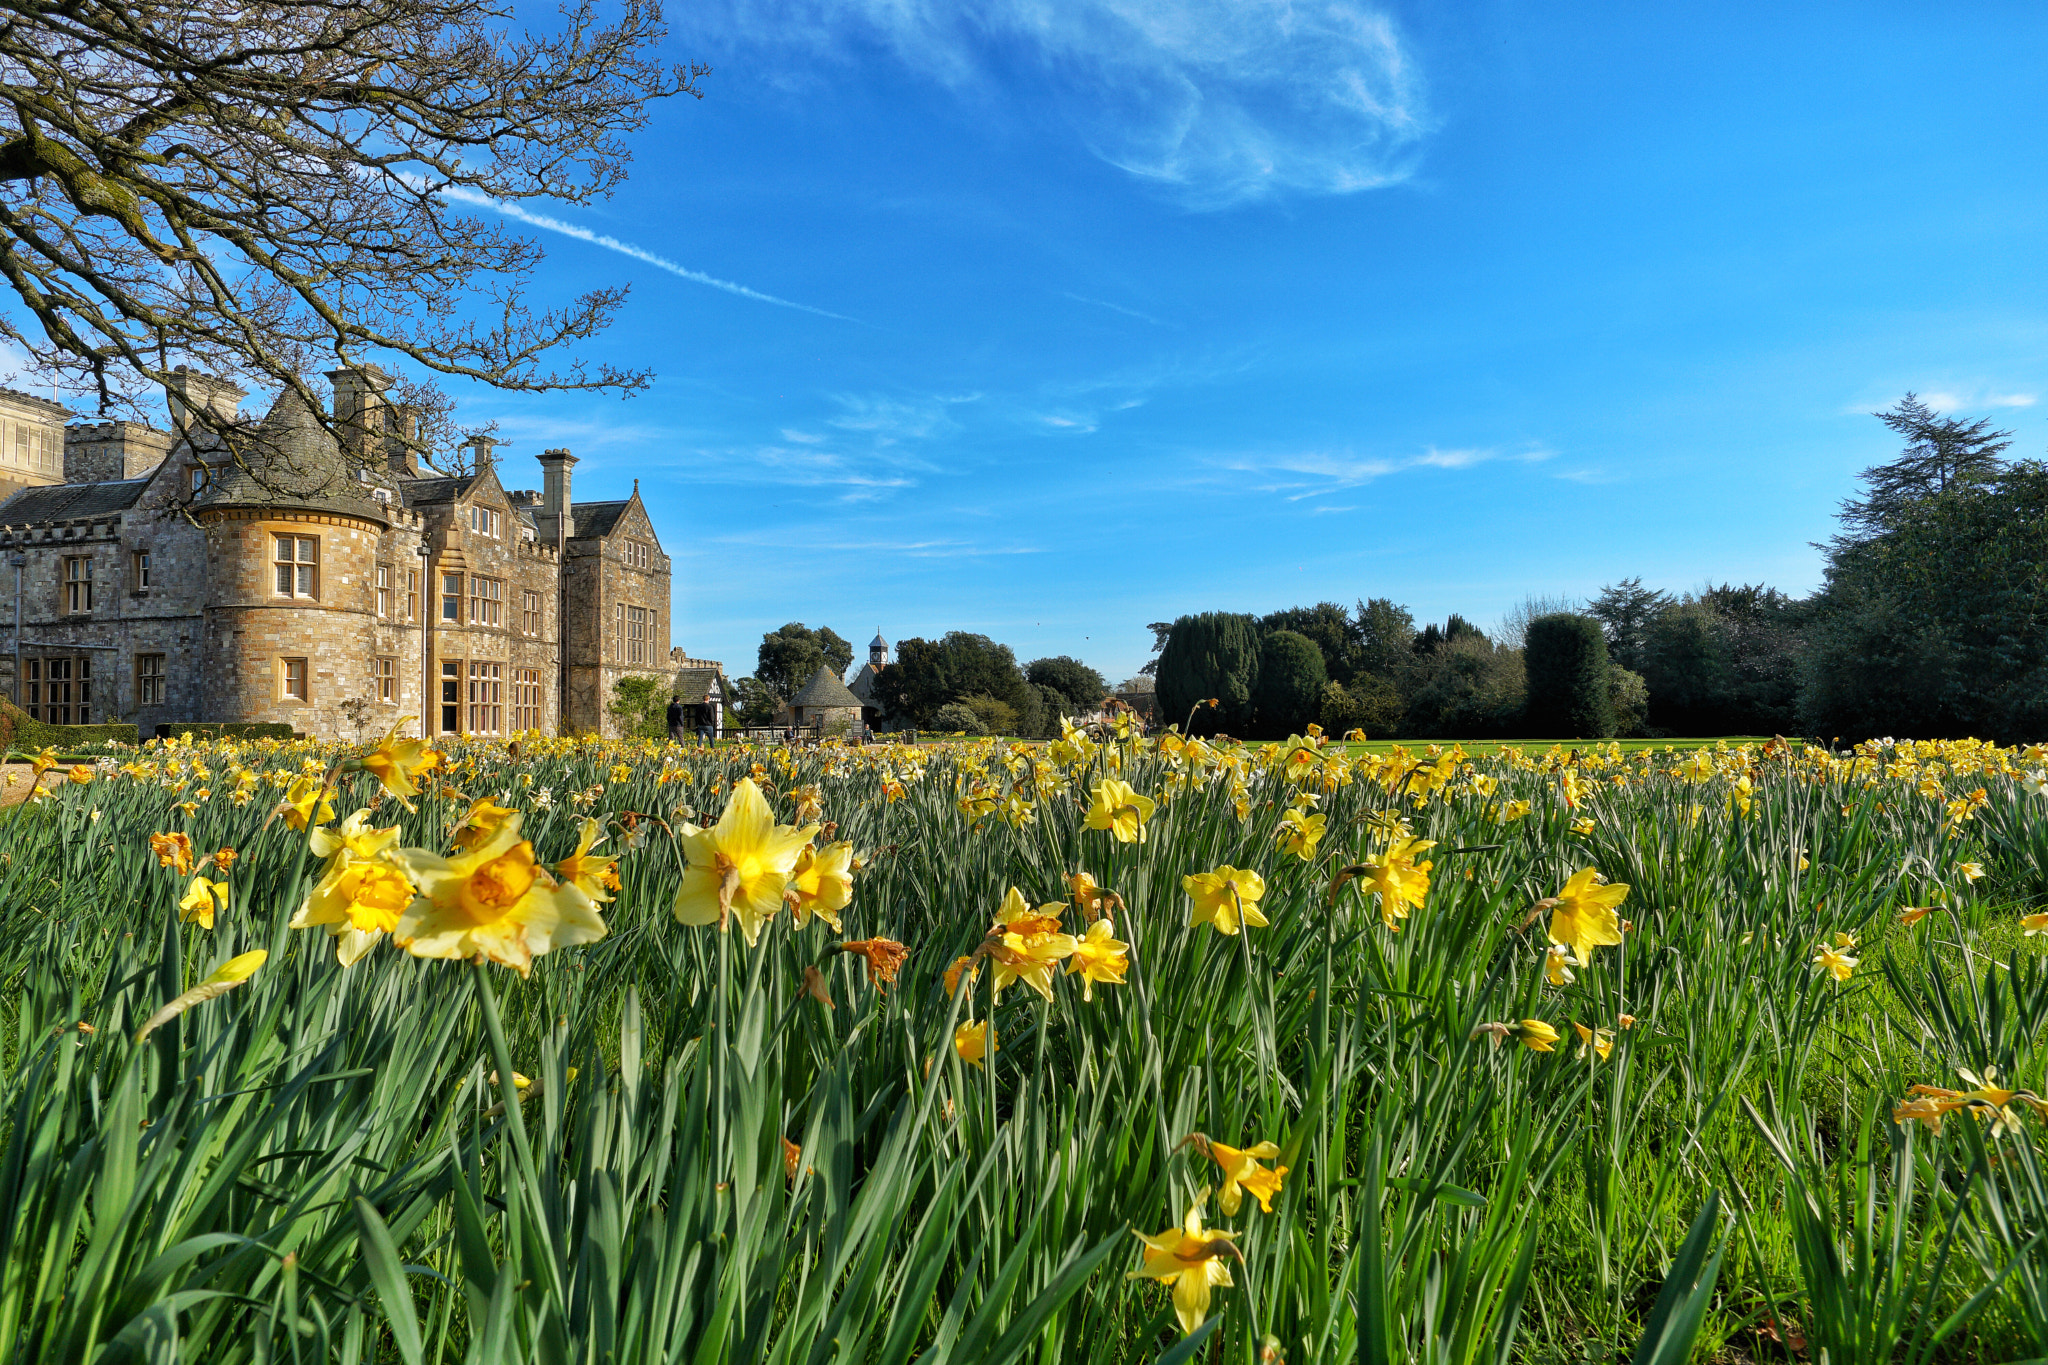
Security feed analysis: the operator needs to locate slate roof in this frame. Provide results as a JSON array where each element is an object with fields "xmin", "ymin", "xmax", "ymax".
[
  {"xmin": 571, "ymin": 500, "xmax": 630, "ymax": 538},
  {"xmin": 789, "ymin": 666, "xmax": 863, "ymax": 710},
  {"xmin": 672, "ymin": 667, "xmax": 724, "ymax": 705},
  {"xmin": 0, "ymin": 478, "xmax": 151, "ymax": 524},
  {"xmin": 190, "ymin": 388, "xmax": 390, "ymax": 524},
  {"xmin": 399, "ymin": 475, "xmax": 473, "ymax": 506}
]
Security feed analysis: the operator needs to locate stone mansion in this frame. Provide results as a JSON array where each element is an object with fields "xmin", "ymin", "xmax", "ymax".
[{"xmin": 0, "ymin": 368, "xmax": 674, "ymax": 741}]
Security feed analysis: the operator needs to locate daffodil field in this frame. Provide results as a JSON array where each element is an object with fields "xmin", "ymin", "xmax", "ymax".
[{"xmin": 2, "ymin": 726, "xmax": 2047, "ymax": 1364}]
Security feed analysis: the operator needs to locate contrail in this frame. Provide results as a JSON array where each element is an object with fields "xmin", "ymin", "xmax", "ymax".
[{"xmin": 441, "ymin": 186, "xmax": 853, "ymax": 322}]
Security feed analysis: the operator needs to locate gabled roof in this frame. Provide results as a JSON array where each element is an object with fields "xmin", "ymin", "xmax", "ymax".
[
  {"xmin": 789, "ymin": 666, "xmax": 862, "ymax": 710},
  {"xmin": 398, "ymin": 475, "xmax": 473, "ymax": 506},
  {"xmin": 570, "ymin": 499, "xmax": 630, "ymax": 539},
  {"xmin": 672, "ymin": 667, "xmax": 724, "ymax": 705},
  {"xmin": 848, "ymin": 662, "xmax": 882, "ymax": 702},
  {"xmin": 0, "ymin": 478, "xmax": 151, "ymax": 523}
]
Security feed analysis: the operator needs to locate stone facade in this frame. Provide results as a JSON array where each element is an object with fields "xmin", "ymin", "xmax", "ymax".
[
  {"xmin": 0, "ymin": 369, "xmax": 673, "ymax": 741},
  {"xmin": 0, "ymin": 387, "xmax": 72, "ymax": 505}
]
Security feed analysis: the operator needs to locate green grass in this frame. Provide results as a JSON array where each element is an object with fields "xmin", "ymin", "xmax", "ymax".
[{"xmin": 0, "ymin": 733, "xmax": 2040, "ymax": 1363}]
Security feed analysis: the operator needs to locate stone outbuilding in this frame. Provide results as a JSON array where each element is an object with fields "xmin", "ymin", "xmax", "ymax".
[{"xmin": 784, "ymin": 665, "xmax": 864, "ymax": 736}]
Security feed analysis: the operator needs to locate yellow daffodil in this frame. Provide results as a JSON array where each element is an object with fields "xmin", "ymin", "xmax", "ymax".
[
  {"xmin": 28, "ymin": 746, "xmax": 58, "ymax": 781},
  {"xmin": 1546, "ymin": 868, "xmax": 1629, "ymax": 962},
  {"xmin": 1545, "ymin": 942, "xmax": 1579, "ymax": 985},
  {"xmin": 357, "ymin": 721, "xmax": 437, "ymax": 810},
  {"xmin": 1361, "ymin": 833, "xmax": 1434, "ymax": 931},
  {"xmin": 452, "ymin": 796, "xmax": 520, "ymax": 852},
  {"xmin": 787, "ymin": 840, "xmax": 854, "ymax": 930},
  {"xmin": 1183, "ymin": 865, "xmax": 1269, "ymax": 936},
  {"xmin": 1128, "ymin": 1198, "xmax": 1237, "ymax": 1336},
  {"xmin": 1572, "ymin": 1021, "xmax": 1614, "ymax": 1061},
  {"xmin": 984, "ymin": 926, "xmax": 1078, "ymax": 1001},
  {"xmin": 672, "ymin": 778, "xmax": 817, "ymax": 945},
  {"xmin": 1189, "ymin": 1134, "xmax": 1288, "ymax": 1216},
  {"xmin": 943, "ymin": 954, "xmax": 980, "ymax": 997},
  {"xmin": 2022, "ymin": 912, "xmax": 2048, "ymax": 936},
  {"xmin": 1898, "ymin": 906, "xmax": 1935, "ymax": 926},
  {"xmin": 1519, "ymin": 1019, "xmax": 1560, "ymax": 1052},
  {"xmin": 178, "ymin": 875, "xmax": 229, "ymax": 929},
  {"xmin": 1064, "ymin": 919, "xmax": 1130, "ymax": 1001},
  {"xmin": 150, "ymin": 830, "xmax": 195, "ymax": 875},
  {"xmin": 954, "ymin": 1020, "xmax": 994, "ymax": 1069},
  {"xmin": 134, "ymin": 950, "xmax": 267, "ymax": 1043},
  {"xmin": 393, "ymin": 815, "xmax": 607, "ymax": 977},
  {"xmin": 1274, "ymin": 807, "xmax": 1326, "ymax": 861},
  {"xmin": 1959, "ymin": 862, "xmax": 1986, "ymax": 883},
  {"xmin": 291, "ymin": 811, "xmax": 412, "ymax": 965},
  {"xmin": 277, "ymin": 775, "xmax": 336, "ymax": 832},
  {"xmin": 1814, "ymin": 940, "xmax": 1858, "ymax": 982},
  {"xmin": 1084, "ymin": 778, "xmax": 1156, "ymax": 843},
  {"xmin": 555, "ymin": 817, "xmax": 622, "ymax": 905}
]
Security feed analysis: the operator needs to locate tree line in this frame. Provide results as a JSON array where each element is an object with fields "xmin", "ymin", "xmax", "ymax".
[{"xmin": 1153, "ymin": 396, "xmax": 2048, "ymax": 742}]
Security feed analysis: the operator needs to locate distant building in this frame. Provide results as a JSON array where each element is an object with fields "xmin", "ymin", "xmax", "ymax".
[
  {"xmin": 0, "ymin": 365, "xmax": 672, "ymax": 740},
  {"xmin": 783, "ymin": 665, "xmax": 864, "ymax": 736},
  {"xmin": 668, "ymin": 648, "xmax": 727, "ymax": 738},
  {"xmin": 848, "ymin": 630, "xmax": 890, "ymax": 728},
  {"xmin": 0, "ymin": 387, "xmax": 74, "ymax": 504}
]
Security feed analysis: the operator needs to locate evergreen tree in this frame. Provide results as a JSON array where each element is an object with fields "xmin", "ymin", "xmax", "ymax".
[
  {"xmin": 1258, "ymin": 602, "xmax": 1360, "ymax": 683},
  {"xmin": 1353, "ymin": 598, "xmax": 1416, "ymax": 678},
  {"xmin": 1024, "ymin": 656, "xmax": 1108, "ymax": 715},
  {"xmin": 1524, "ymin": 614, "xmax": 1615, "ymax": 738},
  {"xmin": 1587, "ymin": 578, "xmax": 1670, "ymax": 673},
  {"xmin": 1837, "ymin": 394, "xmax": 2012, "ymax": 542},
  {"xmin": 1155, "ymin": 612, "xmax": 1262, "ymax": 735},
  {"xmin": 1252, "ymin": 631, "xmax": 1328, "ymax": 736}
]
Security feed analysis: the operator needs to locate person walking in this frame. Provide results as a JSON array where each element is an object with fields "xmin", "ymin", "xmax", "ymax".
[{"xmin": 666, "ymin": 696, "xmax": 688, "ymax": 744}]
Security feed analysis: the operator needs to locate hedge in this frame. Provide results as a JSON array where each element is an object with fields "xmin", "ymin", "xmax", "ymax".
[
  {"xmin": 0, "ymin": 699, "xmax": 138, "ymax": 752},
  {"xmin": 155, "ymin": 722, "xmax": 298, "ymax": 742}
]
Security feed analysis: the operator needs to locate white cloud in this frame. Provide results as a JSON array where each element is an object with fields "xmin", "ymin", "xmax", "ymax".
[
  {"xmin": 1223, "ymin": 443, "xmax": 1542, "ymax": 498},
  {"xmin": 699, "ymin": 0, "xmax": 1429, "ymax": 208},
  {"xmin": 1845, "ymin": 386, "xmax": 2037, "ymax": 416},
  {"xmin": 1309, "ymin": 504, "xmax": 1356, "ymax": 514},
  {"xmin": 436, "ymin": 185, "xmax": 854, "ymax": 320}
]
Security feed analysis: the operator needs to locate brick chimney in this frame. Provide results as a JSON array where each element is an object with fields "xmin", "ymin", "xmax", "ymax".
[
  {"xmin": 539, "ymin": 447, "xmax": 576, "ymax": 547},
  {"xmin": 64, "ymin": 420, "xmax": 173, "ymax": 483}
]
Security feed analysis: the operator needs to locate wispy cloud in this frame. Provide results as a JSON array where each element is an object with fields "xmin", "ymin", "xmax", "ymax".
[
  {"xmin": 1843, "ymin": 386, "xmax": 2038, "ymax": 416},
  {"xmin": 438, "ymin": 185, "xmax": 854, "ymax": 320},
  {"xmin": 1063, "ymin": 292, "xmax": 1166, "ymax": 325},
  {"xmin": 710, "ymin": 532, "xmax": 1043, "ymax": 558},
  {"xmin": 1309, "ymin": 504, "xmax": 1356, "ymax": 514},
  {"xmin": 1223, "ymin": 445, "xmax": 1549, "ymax": 498},
  {"xmin": 695, "ymin": 0, "xmax": 1429, "ymax": 208}
]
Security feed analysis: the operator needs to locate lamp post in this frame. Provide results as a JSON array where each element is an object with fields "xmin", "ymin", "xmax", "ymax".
[{"xmin": 416, "ymin": 540, "xmax": 431, "ymax": 739}]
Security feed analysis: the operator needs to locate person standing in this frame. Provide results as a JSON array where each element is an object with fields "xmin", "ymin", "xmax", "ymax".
[{"xmin": 666, "ymin": 696, "xmax": 687, "ymax": 744}]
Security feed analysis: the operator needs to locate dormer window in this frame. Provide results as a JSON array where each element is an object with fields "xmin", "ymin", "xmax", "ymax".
[{"xmin": 468, "ymin": 505, "xmax": 501, "ymax": 538}]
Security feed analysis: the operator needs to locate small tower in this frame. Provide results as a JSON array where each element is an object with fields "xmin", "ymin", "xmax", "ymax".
[{"xmin": 869, "ymin": 629, "xmax": 888, "ymax": 669}]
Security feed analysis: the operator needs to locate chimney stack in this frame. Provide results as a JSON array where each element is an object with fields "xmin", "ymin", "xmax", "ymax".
[
  {"xmin": 386, "ymin": 402, "xmax": 420, "ymax": 478},
  {"xmin": 539, "ymin": 447, "xmax": 576, "ymax": 547},
  {"xmin": 166, "ymin": 366, "xmax": 245, "ymax": 435}
]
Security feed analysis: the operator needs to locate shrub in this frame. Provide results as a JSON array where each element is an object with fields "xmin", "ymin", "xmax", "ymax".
[
  {"xmin": 155, "ymin": 722, "xmax": 296, "ymax": 742},
  {"xmin": 1609, "ymin": 666, "xmax": 1650, "ymax": 737},
  {"xmin": 957, "ymin": 693, "xmax": 1019, "ymax": 737},
  {"xmin": 1524, "ymin": 613, "xmax": 1616, "ymax": 738},
  {"xmin": 1403, "ymin": 637, "xmax": 1527, "ymax": 738},
  {"xmin": 1252, "ymin": 630, "xmax": 1327, "ymax": 736},
  {"xmin": 0, "ymin": 698, "xmax": 139, "ymax": 751},
  {"xmin": 928, "ymin": 702, "xmax": 984, "ymax": 735},
  {"xmin": 1156, "ymin": 612, "xmax": 1261, "ymax": 735},
  {"xmin": 1320, "ymin": 676, "xmax": 1403, "ymax": 738}
]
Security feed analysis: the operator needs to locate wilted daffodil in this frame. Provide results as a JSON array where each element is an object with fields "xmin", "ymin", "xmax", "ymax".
[
  {"xmin": 673, "ymin": 778, "xmax": 817, "ymax": 944},
  {"xmin": 1545, "ymin": 868, "xmax": 1629, "ymax": 962},
  {"xmin": 1186, "ymin": 1133, "xmax": 1288, "ymax": 1216},
  {"xmin": 1084, "ymin": 778, "xmax": 1156, "ymax": 843},
  {"xmin": 1128, "ymin": 1197, "xmax": 1238, "ymax": 1336},
  {"xmin": 356, "ymin": 720, "xmax": 438, "ymax": 810},
  {"xmin": 178, "ymin": 875, "xmax": 229, "ymax": 929},
  {"xmin": 1065, "ymin": 919, "xmax": 1130, "ymax": 1001},
  {"xmin": 150, "ymin": 830, "xmax": 195, "ymax": 875},
  {"xmin": 787, "ymin": 840, "xmax": 855, "ymax": 931},
  {"xmin": 135, "ymin": 950, "xmax": 267, "ymax": 1043},
  {"xmin": 393, "ymin": 814, "xmax": 607, "ymax": 977},
  {"xmin": 1184, "ymin": 865, "xmax": 1268, "ymax": 936},
  {"xmin": 1361, "ymin": 833, "xmax": 1435, "ymax": 931},
  {"xmin": 291, "ymin": 811, "xmax": 412, "ymax": 965}
]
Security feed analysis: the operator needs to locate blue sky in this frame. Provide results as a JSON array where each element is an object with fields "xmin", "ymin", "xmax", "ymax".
[{"xmin": 449, "ymin": 2, "xmax": 2048, "ymax": 684}]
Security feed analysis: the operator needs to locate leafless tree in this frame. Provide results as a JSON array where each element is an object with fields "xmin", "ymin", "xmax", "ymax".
[{"xmin": 0, "ymin": 0, "xmax": 704, "ymax": 481}]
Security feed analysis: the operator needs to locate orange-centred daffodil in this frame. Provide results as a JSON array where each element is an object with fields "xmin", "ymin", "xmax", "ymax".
[
  {"xmin": 1546, "ymin": 868, "xmax": 1629, "ymax": 962},
  {"xmin": 981, "ymin": 887, "xmax": 1077, "ymax": 1000},
  {"xmin": 1084, "ymin": 778, "xmax": 1156, "ymax": 843},
  {"xmin": 1128, "ymin": 1197, "xmax": 1237, "ymax": 1335},
  {"xmin": 1183, "ymin": 865, "xmax": 1268, "ymax": 936},
  {"xmin": 787, "ymin": 840, "xmax": 855, "ymax": 931},
  {"xmin": 290, "ymin": 811, "xmax": 413, "ymax": 965},
  {"xmin": 672, "ymin": 777, "xmax": 817, "ymax": 944},
  {"xmin": 555, "ymin": 817, "xmax": 622, "ymax": 905},
  {"xmin": 356, "ymin": 720, "xmax": 438, "ymax": 809},
  {"xmin": 1188, "ymin": 1134, "xmax": 1288, "ymax": 1216},
  {"xmin": 1064, "ymin": 919, "xmax": 1130, "ymax": 1001},
  {"xmin": 393, "ymin": 815, "xmax": 607, "ymax": 977},
  {"xmin": 1361, "ymin": 833, "xmax": 1435, "ymax": 932},
  {"xmin": 452, "ymin": 795, "xmax": 520, "ymax": 852}
]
